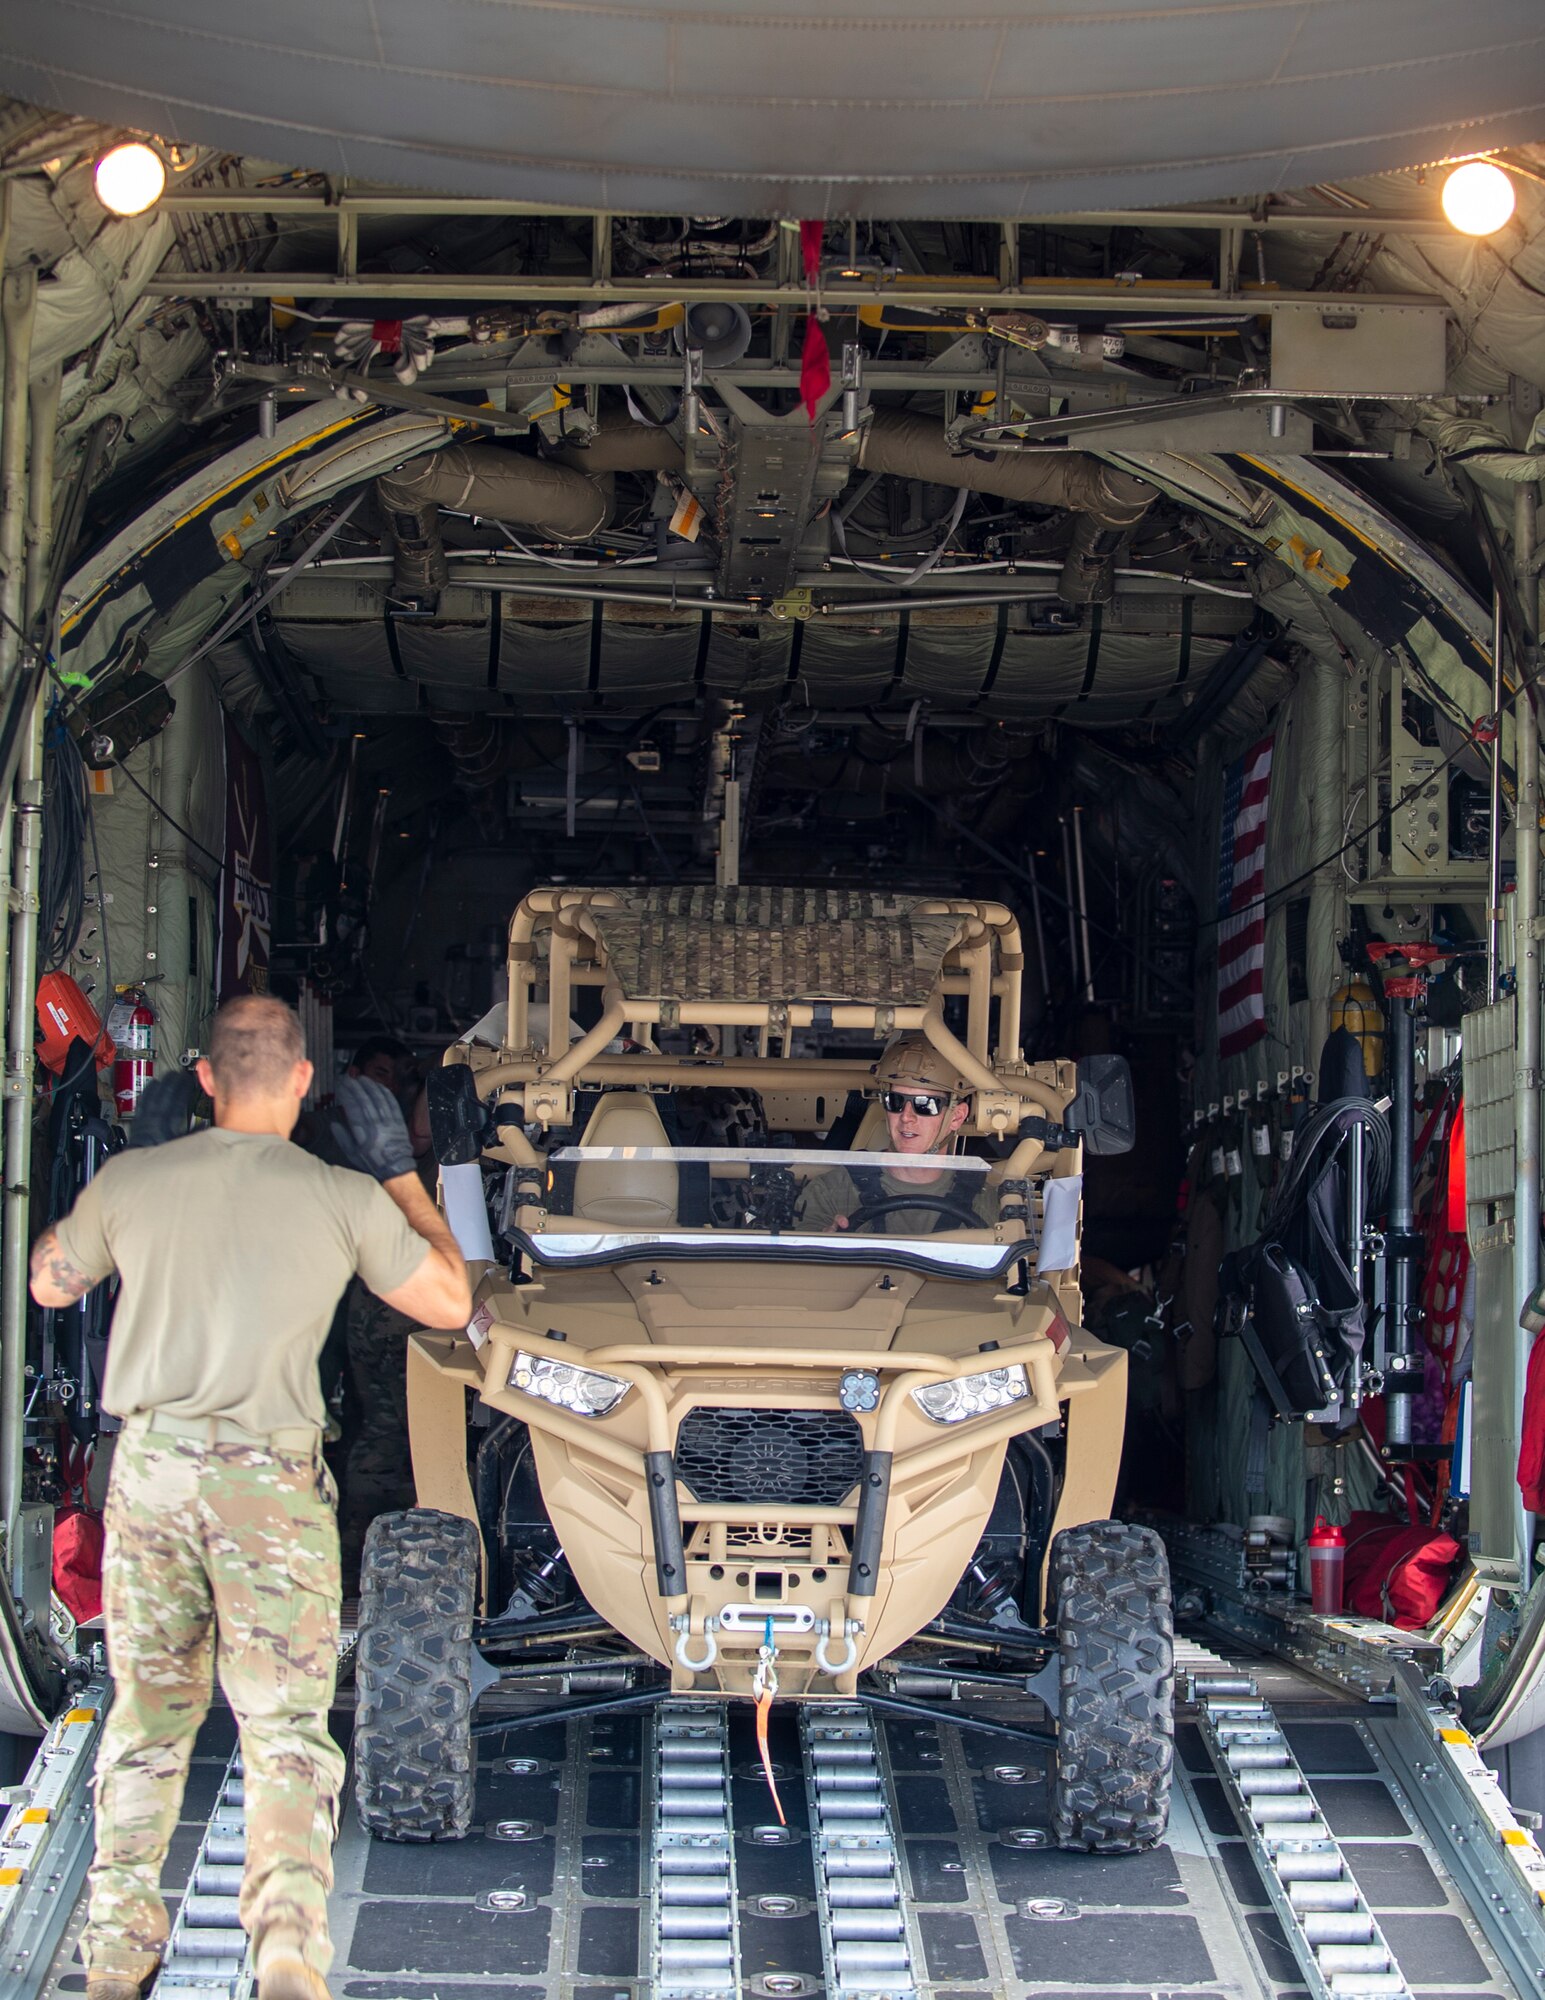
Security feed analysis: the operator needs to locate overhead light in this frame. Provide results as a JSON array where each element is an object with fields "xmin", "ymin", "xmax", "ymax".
[
  {"xmin": 93, "ymin": 141, "xmax": 167, "ymax": 217},
  {"xmin": 821, "ymin": 254, "xmax": 898, "ymax": 286},
  {"xmin": 1441, "ymin": 160, "xmax": 1516, "ymax": 237}
]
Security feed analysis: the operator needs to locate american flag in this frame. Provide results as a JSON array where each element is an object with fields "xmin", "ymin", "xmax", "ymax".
[{"xmin": 1217, "ymin": 734, "xmax": 1274, "ymax": 1059}]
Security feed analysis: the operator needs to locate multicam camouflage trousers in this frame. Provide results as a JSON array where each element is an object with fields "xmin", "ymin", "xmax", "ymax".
[
  {"xmin": 83, "ymin": 1424, "xmax": 344, "ymax": 1982},
  {"xmin": 341, "ymin": 1285, "xmax": 417, "ymax": 1557}
]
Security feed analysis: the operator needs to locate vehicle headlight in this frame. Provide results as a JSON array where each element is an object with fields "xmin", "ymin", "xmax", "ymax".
[
  {"xmin": 509, "ymin": 1350, "xmax": 629, "ymax": 1417},
  {"xmin": 911, "ymin": 1365, "xmax": 1029, "ymax": 1425}
]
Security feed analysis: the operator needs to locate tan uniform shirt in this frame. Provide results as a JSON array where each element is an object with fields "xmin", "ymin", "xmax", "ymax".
[
  {"xmin": 798, "ymin": 1163, "xmax": 995, "ymax": 1236},
  {"xmin": 53, "ymin": 1128, "xmax": 428, "ymax": 1434}
]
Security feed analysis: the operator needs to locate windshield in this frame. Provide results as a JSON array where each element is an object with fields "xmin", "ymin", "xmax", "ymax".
[{"xmin": 501, "ymin": 1145, "xmax": 1080, "ymax": 1281}]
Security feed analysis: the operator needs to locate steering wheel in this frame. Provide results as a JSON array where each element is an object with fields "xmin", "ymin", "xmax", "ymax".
[{"xmin": 843, "ymin": 1194, "xmax": 983, "ymax": 1232}]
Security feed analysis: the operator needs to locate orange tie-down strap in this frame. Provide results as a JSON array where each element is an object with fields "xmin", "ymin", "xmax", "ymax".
[
  {"xmin": 753, "ymin": 1622, "xmax": 788, "ymax": 1826},
  {"xmin": 755, "ymin": 1682, "xmax": 787, "ymax": 1826}
]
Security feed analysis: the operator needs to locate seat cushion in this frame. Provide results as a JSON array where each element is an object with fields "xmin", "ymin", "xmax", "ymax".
[{"xmin": 572, "ymin": 1094, "xmax": 679, "ymax": 1227}]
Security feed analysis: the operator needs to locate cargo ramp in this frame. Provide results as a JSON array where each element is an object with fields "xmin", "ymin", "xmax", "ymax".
[{"xmin": 7, "ymin": 1622, "xmax": 1545, "ymax": 2000}]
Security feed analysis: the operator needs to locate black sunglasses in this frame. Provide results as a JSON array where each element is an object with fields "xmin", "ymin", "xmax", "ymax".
[{"xmin": 883, "ymin": 1090, "xmax": 952, "ymax": 1117}]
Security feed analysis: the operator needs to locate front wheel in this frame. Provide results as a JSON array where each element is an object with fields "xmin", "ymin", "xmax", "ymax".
[
  {"xmin": 354, "ymin": 1507, "xmax": 481, "ymax": 1841},
  {"xmin": 1050, "ymin": 1519, "xmax": 1174, "ymax": 1854}
]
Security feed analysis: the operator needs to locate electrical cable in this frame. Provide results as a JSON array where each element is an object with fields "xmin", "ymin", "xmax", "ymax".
[
  {"xmin": 108, "ymin": 757, "xmax": 225, "ymax": 877},
  {"xmin": 1340, "ymin": 785, "xmax": 1367, "ymax": 887},
  {"xmin": 829, "ymin": 487, "xmax": 968, "ymax": 588},
  {"xmin": 105, "ymin": 752, "xmax": 311, "ymax": 919},
  {"xmin": 496, "ymin": 525, "xmax": 662, "ymax": 571},
  {"xmin": 40, "ymin": 726, "xmax": 88, "ymax": 974},
  {"xmin": 825, "ymin": 554, "xmax": 1253, "ymax": 598},
  {"xmin": 73, "ymin": 490, "xmax": 366, "ymax": 736},
  {"xmin": 628, "ymin": 778, "xmax": 677, "ymax": 880},
  {"xmin": 46, "ymin": 730, "xmax": 114, "ymax": 1098}
]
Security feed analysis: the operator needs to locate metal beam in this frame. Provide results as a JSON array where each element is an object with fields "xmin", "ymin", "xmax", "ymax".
[
  {"xmin": 0, "ymin": 1683, "xmax": 108, "ymax": 1996},
  {"xmin": 1375, "ymin": 1670, "xmax": 1545, "ymax": 2000},
  {"xmin": 157, "ymin": 190, "xmax": 1460, "ymax": 237},
  {"xmin": 1512, "ymin": 488, "xmax": 1540, "ymax": 1594},
  {"xmin": 0, "ymin": 270, "xmax": 38, "ymax": 1556},
  {"xmin": 236, "ymin": 354, "xmax": 1210, "ymax": 403},
  {"xmin": 319, "ymin": 567, "xmax": 1251, "ymax": 614},
  {"xmin": 141, "ymin": 270, "xmax": 1443, "ymax": 317}
]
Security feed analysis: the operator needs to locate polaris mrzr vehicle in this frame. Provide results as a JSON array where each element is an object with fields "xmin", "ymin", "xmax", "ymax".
[{"xmin": 352, "ymin": 886, "xmax": 1173, "ymax": 1855}]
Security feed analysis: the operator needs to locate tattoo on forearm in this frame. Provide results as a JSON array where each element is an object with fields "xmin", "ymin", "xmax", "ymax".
[{"xmin": 29, "ymin": 1229, "xmax": 93, "ymax": 1302}]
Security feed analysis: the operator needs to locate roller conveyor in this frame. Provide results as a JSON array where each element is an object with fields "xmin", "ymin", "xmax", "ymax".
[
  {"xmin": 651, "ymin": 1701, "xmax": 742, "ymax": 1999},
  {"xmin": 151, "ymin": 1744, "xmax": 251, "ymax": 1998},
  {"xmin": 1191, "ymin": 1667, "xmax": 1414, "ymax": 2000},
  {"xmin": 801, "ymin": 1704, "xmax": 915, "ymax": 2000}
]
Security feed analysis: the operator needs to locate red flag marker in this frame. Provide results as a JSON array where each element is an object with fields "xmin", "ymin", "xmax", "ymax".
[{"xmin": 800, "ymin": 315, "xmax": 831, "ymax": 425}]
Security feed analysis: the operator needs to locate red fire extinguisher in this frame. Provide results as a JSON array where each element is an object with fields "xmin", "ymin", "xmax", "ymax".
[{"xmin": 108, "ymin": 989, "xmax": 155, "ymax": 1118}]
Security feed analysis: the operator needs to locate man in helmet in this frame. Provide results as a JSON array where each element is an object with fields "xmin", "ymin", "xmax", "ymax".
[{"xmin": 798, "ymin": 1033, "xmax": 994, "ymax": 1236}]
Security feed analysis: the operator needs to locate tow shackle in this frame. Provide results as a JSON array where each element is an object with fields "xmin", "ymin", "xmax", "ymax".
[{"xmin": 673, "ymin": 1616, "xmax": 719, "ymax": 1673}]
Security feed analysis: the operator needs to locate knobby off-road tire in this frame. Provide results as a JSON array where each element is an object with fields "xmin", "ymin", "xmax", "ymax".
[
  {"xmin": 354, "ymin": 1507, "xmax": 480, "ymax": 1841},
  {"xmin": 1050, "ymin": 1519, "xmax": 1175, "ymax": 1854}
]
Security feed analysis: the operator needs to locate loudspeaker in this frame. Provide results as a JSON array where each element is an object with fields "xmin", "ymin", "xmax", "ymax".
[{"xmin": 673, "ymin": 302, "xmax": 753, "ymax": 369}]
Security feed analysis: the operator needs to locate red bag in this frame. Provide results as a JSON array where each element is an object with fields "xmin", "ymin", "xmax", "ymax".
[
  {"xmin": 1519, "ymin": 1330, "xmax": 1545, "ymax": 1513},
  {"xmin": 53, "ymin": 1505, "xmax": 104, "ymax": 1624},
  {"xmin": 53, "ymin": 1439, "xmax": 104, "ymax": 1625},
  {"xmin": 1342, "ymin": 1511, "xmax": 1462, "ymax": 1630}
]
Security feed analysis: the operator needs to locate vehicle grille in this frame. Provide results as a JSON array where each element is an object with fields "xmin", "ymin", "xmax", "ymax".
[
  {"xmin": 688, "ymin": 1521, "xmax": 846, "ymax": 1560},
  {"xmin": 675, "ymin": 1407, "xmax": 864, "ymax": 1507}
]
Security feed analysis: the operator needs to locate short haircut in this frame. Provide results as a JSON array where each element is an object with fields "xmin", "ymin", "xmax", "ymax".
[
  {"xmin": 207, "ymin": 994, "xmax": 306, "ymax": 1099},
  {"xmin": 350, "ymin": 1035, "xmax": 410, "ymax": 1073}
]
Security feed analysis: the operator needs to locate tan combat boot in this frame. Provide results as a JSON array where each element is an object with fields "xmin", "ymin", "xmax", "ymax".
[{"xmin": 257, "ymin": 1950, "xmax": 334, "ymax": 2000}]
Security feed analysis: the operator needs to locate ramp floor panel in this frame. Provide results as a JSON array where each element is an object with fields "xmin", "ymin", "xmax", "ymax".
[{"xmin": 32, "ymin": 1646, "xmax": 1523, "ymax": 2000}]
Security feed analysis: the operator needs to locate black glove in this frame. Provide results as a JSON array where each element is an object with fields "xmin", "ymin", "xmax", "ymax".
[
  {"xmin": 128, "ymin": 1071, "xmax": 202, "ymax": 1148},
  {"xmin": 331, "ymin": 1074, "xmax": 417, "ymax": 1182}
]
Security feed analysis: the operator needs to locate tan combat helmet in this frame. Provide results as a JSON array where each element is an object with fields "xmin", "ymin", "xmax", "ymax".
[{"xmin": 873, "ymin": 1032, "xmax": 973, "ymax": 1101}]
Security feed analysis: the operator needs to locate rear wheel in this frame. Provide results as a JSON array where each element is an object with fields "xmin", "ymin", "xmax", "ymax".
[
  {"xmin": 354, "ymin": 1507, "xmax": 480, "ymax": 1841},
  {"xmin": 1050, "ymin": 1519, "xmax": 1174, "ymax": 1853}
]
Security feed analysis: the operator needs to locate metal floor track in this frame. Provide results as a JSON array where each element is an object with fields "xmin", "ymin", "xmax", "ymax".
[
  {"xmin": 316, "ymin": 1648, "xmax": 1534, "ymax": 2000},
  {"xmin": 15, "ymin": 1636, "xmax": 1544, "ymax": 2000},
  {"xmin": 26, "ymin": 1700, "xmax": 255, "ymax": 2000}
]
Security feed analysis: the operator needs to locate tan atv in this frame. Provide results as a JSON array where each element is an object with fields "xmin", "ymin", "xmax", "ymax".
[{"xmin": 352, "ymin": 887, "xmax": 1173, "ymax": 1853}]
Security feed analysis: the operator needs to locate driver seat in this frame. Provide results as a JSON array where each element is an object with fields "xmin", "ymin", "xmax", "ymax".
[
  {"xmin": 849, "ymin": 1098, "xmax": 888, "ymax": 1150},
  {"xmin": 572, "ymin": 1093, "xmax": 679, "ymax": 1228}
]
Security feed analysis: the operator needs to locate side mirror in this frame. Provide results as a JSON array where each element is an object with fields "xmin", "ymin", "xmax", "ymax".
[
  {"xmin": 1065, "ymin": 1053, "xmax": 1135, "ymax": 1156},
  {"xmin": 426, "ymin": 1064, "xmax": 489, "ymax": 1166}
]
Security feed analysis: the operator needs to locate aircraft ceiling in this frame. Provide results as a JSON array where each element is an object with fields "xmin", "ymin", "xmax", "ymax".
[
  {"xmin": 3, "ymin": 1, "xmax": 1545, "ymax": 219},
  {"xmin": 1, "ymin": 64, "xmax": 1543, "ymax": 923}
]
